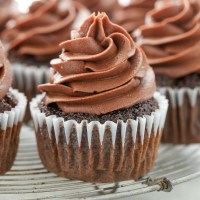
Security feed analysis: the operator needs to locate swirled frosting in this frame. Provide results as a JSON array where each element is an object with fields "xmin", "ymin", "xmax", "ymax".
[
  {"xmin": 112, "ymin": 0, "xmax": 156, "ymax": 33},
  {"xmin": 0, "ymin": 0, "xmax": 16, "ymax": 32},
  {"xmin": 134, "ymin": 0, "xmax": 200, "ymax": 78},
  {"xmin": 75, "ymin": 0, "xmax": 116, "ymax": 16},
  {"xmin": 2, "ymin": 0, "xmax": 90, "ymax": 61},
  {"xmin": 38, "ymin": 13, "xmax": 156, "ymax": 115},
  {"xmin": 0, "ymin": 42, "xmax": 12, "ymax": 99}
]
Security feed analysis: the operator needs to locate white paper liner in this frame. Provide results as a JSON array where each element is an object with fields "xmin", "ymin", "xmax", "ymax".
[
  {"xmin": 0, "ymin": 88, "xmax": 27, "ymax": 130},
  {"xmin": 159, "ymin": 87, "xmax": 200, "ymax": 108},
  {"xmin": 0, "ymin": 88, "xmax": 27, "ymax": 175},
  {"xmin": 12, "ymin": 62, "xmax": 49, "ymax": 94},
  {"xmin": 30, "ymin": 92, "xmax": 168, "ymax": 147},
  {"xmin": 158, "ymin": 86, "xmax": 200, "ymax": 143}
]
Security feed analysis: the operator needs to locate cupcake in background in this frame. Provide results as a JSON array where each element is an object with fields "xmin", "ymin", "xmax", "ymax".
[
  {"xmin": 75, "ymin": 0, "xmax": 116, "ymax": 17},
  {"xmin": 112, "ymin": 0, "xmax": 156, "ymax": 34},
  {"xmin": 0, "ymin": 0, "xmax": 18, "ymax": 34},
  {"xmin": 30, "ymin": 13, "xmax": 168, "ymax": 182},
  {"xmin": 0, "ymin": 42, "xmax": 27, "ymax": 175},
  {"xmin": 2, "ymin": 0, "xmax": 90, "ymax": 101},
  {"xmin": 134, "ymin": 0, "xmax": 200, "ymax": 143}
]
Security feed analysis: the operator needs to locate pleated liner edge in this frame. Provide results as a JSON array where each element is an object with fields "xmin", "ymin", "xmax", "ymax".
[{"xmin": 30, "ymin": 92, "xmax": 168, "ymax": 182}]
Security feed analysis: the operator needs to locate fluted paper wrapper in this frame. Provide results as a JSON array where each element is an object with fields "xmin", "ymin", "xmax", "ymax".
[
  {"xmin": 0, "ymin": 89, "xmax": 27, "ymax": 175},
  {"xmin": 11, "ymin": 62, "xmax": 49, "ymax": 121},
  {"xmin": 12, "ymin": 62, "xmax": 49, "ymax": 100},
  {"xmin": 30, "ymin": 92, "xmax": 168, "ymax": 183},
  {"xmin": 159, "ymin": 87, "xmax": 200, "ymax": 144}
]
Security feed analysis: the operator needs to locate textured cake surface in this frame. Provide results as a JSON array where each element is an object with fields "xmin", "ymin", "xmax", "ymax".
[{"xmin": 39, "ymin": 98, "xmax": 158, "ymax": 123}]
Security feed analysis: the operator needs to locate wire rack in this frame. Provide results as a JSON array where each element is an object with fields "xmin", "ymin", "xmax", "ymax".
[{"xmin": 0, "ymin": 126, "xmax": 200, "ymax": 200}]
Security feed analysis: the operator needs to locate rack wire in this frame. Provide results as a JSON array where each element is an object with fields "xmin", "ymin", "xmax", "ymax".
[{"xmin": 1, "ymin": 126, "xmax": 200, "ymax": 200}]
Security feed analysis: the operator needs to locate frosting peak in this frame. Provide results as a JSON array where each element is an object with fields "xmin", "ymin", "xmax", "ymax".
[
  {"xmin": 0, "ymin": 42, "xmax": 12, "ymax": 99},
  {"xmin": 39, "ymin": 13, "xmax": 156, "ymax": 115},
  {"xmin": 2, "ymin": 0, "xmax": 90, "ymax": 61},
  {"xmin": 134, "ymin": 0, "xmax": 200, "ymax": 78}
]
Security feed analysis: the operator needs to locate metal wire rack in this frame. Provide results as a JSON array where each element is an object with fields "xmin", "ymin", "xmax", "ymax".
[{"xmin": 1, "ymin": 125, "xmax": 200, "ymax": 200}]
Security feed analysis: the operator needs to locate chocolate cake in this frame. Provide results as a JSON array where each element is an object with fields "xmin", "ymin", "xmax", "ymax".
[
  {"xmin": 134, "ymin": 0, "xmax": 200, "ymax": 143},
  {"xmin": 2, "ymin": 0, "xmax": 90, "ymax": 62},
  {"xmin": 30, "ymin": 13, "xmax": 168, "ymax": 182},
  {"xmin": 156, "ymin": 74, "xmax": 200, "ymax": 88},
  {"xmin": 39, "ymin": 98, "xmax": 158, "ymax": 123},
  {"xmin": 134, "ymin": 0, "xmax": 200, "ymax": 86},
  {"xmin": 0, "ymin": 92, "xmax": 17, "ymax": 113},
  {"xmin": 1, "ymin": 0, "xmax": 90, "ymax": 121},
  {"xmin": 0, "ymin": 42, "xmax": 27, "ymax": 175}
]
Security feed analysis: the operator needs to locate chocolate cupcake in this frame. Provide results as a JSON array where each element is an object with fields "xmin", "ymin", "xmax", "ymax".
[
  {"xmin": 1, "ymin": 0, "xmax": 90, "ymax": 101},
  {"xmin": 112, "ymin": 0, "xmax": 156, "ymax": 34},
  {"xmin": 30, "ymin": 13, "xmax": 168, "ymax": 182},
  {"xmin": 134, "ymin": 0, "xmax": 200, "ymax": 143},
  {"xmin": 75, "ymin": 0, "xmax": 116, "ymax": 17},
  {"xmin": 0, "ymin": 42, "xmax": 27, "ymax": 175}
]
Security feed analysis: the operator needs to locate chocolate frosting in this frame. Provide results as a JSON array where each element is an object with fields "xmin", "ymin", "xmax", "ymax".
[
  {"xmin": 134, "ymin": 0, "xmax": 200, "ymax": 78},
  {"xmin": 2, "ymin": 0, "xmax": 90, "ymax": 61},
  {"xmin": 112, "ymin": 0, "xmax": 156, "ymax": 33},
  {"xmin": 0, "ymin": 0, "xmax": 15, "ymax": 32},
  {"xmin": 38, "ymin": 13, "xmax": 156, "ymax": 115},
  {"xmin": 75, "ymin": 0, "xmax": 116, "ymax": 16},
  {"xmin": 0, "ymin": 42, "xmax": 12, "ymax": 99}
]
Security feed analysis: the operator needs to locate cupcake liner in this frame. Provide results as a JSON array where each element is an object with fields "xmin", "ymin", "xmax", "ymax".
[
  {"xmin": 12, "ymin": 62, "xmax": 49, "ymax": 100},
  {"xmin": 159, "ymin": 87, "xmax": 200, "ymax": 144},
  {"xmin": 12, "ymin": 62, "xmax": 49, "ymax": 121},
  {"xmin": 30, "ymin": 92, "xmax": 168, "ymax": 183},
  {"xmin": 0, "ymin": 88, "xmax": 27, "ymax": 175}
]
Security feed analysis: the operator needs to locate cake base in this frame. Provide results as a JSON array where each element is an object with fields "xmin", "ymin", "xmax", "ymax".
[
  {"xmin": 30, "ymin": 93, "xmax": 168, "ymax": 183},
  {"xmin": 156, "ymin": 73, "xmax": 200, "ymax": 88},
  {"xmin": 0, "ymin": 89, "xmax": 27, "ymax": 175},
  {"xmin": 0, "ymin": 92, "xmax": 18, "ymax": 113},
  {"xmin": 36, "ymin": 124, "xmax": 161, "ymax": 182},
  {"xmin": 38, "ymin": 98, "xmax": 159, "ymax": 123}
]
